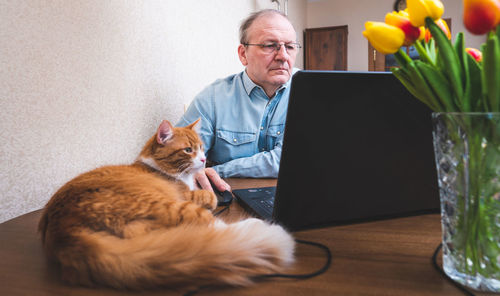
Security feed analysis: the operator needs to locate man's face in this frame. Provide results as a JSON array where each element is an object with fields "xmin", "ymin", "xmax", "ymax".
[{"xmin": 238, "ymin": 14, "xmax": 297, "ymax": 97}]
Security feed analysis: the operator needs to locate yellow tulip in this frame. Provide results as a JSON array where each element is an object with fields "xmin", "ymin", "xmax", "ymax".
[
  {"xmin": 363, "ymin": 21, "xmax": 405, "ymax": 54},
  {"xmin": 418, "ymin": 26, "xmax": 426, "ymax": 40},
  {"xmin": 385, "ymin": 10, "xmax": 423, "ymax": 46},
  {"xmin": 407, "ymin": 0, "xmax": 445, "ymax": 27}
]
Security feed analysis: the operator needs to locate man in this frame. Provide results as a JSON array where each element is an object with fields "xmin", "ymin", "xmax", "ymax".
[{"xmin": 176, "ymin": 9, "xmax": 299, "ymax": 192}]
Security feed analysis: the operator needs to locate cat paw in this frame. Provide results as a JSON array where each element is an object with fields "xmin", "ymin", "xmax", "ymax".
[{"xmin": 189, "ymin": 190, "xmax": 217, "ymax": 211}]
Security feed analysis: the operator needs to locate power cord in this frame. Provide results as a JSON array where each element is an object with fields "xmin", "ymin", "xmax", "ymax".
[
  {"xmin": 255, "ymin": 239, "xmax": 332, "ymax": 280},
  {"xmin": 431, "ymin": 243, "xmax": 476, "ymax": 296},
  {"xmin": 184, "ymin": 234, "xmax": 479, "ymax": 295},
  {"xmin": 213, "ymin": 205, "xmax": 230, "ymax": 217},
  {"xmin": 183, "ymin": 238, "xmax": 332, "ymax": 296}
]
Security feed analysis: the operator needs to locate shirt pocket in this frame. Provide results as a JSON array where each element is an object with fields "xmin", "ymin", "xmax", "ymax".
[
  {"xmin": 215, "ymin": 130, "xmax": 257, "ymax": 163},
  {"xmin": 266, "ymin": 124, "xmax": 285, "ymax": 149}
]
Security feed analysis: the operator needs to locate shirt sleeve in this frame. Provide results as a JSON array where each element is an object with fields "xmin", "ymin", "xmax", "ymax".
[
  {"xmin": 175, "ymin": 87, "xmax": 216, "ymax": 152},
  {"xmin": 212, "ymin": 139, "xmax": 282, "ymax": 178}
]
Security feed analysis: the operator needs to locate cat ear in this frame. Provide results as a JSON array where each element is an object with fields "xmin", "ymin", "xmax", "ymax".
[
  {"xmin": 156, "ymin": 120, "xmax": 174, "ymax": 145},
  {"xmin": 186, "ymin": 118, "xmax": 201, "ymax": 133}
]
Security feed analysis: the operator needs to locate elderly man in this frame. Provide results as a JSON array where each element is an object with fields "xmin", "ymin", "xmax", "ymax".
[{"xmin": 176, "ymin": 9, "xmax": 300, "ymax": 192}]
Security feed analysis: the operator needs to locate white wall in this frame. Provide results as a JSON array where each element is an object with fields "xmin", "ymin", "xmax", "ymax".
[
  {"xmin": 0, "ymin": 0, "xmax": 306, "ymax": 223},
  {"xmin": 307, "ymin": 0, "xmax": 487, "ymax": 71},
  {"xmin": 1, "ymin": 0, "xmax": 482, "ymax": 223}
]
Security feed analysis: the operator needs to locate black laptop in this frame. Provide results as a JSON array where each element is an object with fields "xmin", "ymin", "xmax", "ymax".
[{"xmin": 233, "ymin": 71, "xmax": 440, "ymax": 231}]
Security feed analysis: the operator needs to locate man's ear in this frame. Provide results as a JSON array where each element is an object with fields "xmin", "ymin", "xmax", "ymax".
[
  {"xmin": 238, "ymin": 44, "xmax": 248, "ymax": 66},
  {"xmin": 186, "ymin": 118, "xmax": 201, "ymax": 133},
  {"xmin": 156, "ymin": 120, "xmax": 174, "ymax": 145}
]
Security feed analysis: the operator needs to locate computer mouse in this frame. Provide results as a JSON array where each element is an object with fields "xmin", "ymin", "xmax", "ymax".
[
  {"xmin": 209, "ymin": 180, "xmax": 233, "ymax": 206},
  {"xmin": 215, "ymin": 189, "xmax": 233, "ymax": 206}
]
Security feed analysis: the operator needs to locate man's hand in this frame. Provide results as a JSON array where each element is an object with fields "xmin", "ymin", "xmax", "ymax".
[{"xmin": 195, "ymin": 167, "xmax": 231, "ymax": 192}]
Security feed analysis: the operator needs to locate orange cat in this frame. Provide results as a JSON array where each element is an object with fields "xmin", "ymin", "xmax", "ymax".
[{"xmin": 38, "ymin": 119, "xmax": 295, "ymax": 289}]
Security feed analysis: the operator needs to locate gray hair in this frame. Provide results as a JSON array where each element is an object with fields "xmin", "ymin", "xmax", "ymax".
[{"xmin": 239, "ymin": 9, "xmax": 290, "ymax": 44}]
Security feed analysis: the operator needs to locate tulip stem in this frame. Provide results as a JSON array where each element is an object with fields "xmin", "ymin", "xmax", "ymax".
[
  {"xmin": 414, "ymin": 40, "xmax": 434, "ymax": 66},
  {"xmin": 394, "ymin": 49, "xmax": 412, "ymax": 67}
]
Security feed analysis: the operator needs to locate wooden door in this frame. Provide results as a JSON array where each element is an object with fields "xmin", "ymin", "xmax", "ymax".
[{"xmin": 304, "ymin": 25, "xmax": 348, "ymax": 70}]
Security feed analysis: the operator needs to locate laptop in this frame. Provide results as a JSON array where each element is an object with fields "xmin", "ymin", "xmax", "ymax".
[{"xmin": 233, "ymin": 71, "xmax": 440, "ymax": 231}]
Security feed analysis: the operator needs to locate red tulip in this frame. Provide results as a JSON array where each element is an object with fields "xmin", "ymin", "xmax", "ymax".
[
  {"xmin": 424, "ymin": 18, "xmax": 451, "ymax": 42},
  {"xmin": 463, "ymin": 0, "xmax": 500, "ymax": 35},
  {"xmin": 465, "ymin": 47, "xmax": 483, "ymax": 62}
]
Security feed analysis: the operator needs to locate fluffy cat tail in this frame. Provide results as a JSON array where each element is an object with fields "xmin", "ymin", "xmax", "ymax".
[{"xmin": 57, "ymin": 218, "xmax": 295, "ymax": 289}]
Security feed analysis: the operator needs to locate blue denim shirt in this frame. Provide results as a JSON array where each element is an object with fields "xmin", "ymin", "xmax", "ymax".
[{"xmin": 176, "ymin": 70, "xmax": 295, "ymax": 178}]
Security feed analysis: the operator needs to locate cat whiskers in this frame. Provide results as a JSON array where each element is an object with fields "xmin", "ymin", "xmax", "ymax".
[{"xmin": 176, "ymin": 162, "xmax": 193, "ymax": 174}]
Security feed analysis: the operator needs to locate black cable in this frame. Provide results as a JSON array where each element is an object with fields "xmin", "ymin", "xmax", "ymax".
[
  {"xmin": 431, "ymin": 243, "xmax": 476, "ymax": 296},
  {"xmin": 213, "ymin": 205, "xmax": 230, "ymax": 217},
  {"xmin": 255, "ymin": 239, "xmax": 332, "ymax": 280},
  {"xmin": 183, "ymin": 238, "xmax": 332, "ymax": 296}
]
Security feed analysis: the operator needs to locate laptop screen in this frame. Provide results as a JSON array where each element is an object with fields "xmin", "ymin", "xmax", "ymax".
[{"xmin": 271, "ymin": 71, "xmax": 439, "ymax": 230}]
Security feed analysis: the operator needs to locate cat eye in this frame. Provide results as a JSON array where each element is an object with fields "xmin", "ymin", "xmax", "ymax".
[{"xmin": 184, "ymin": 147, "xmax": 193, "ymax": 153}]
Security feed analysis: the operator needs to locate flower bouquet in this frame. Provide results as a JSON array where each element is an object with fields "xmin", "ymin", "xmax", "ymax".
[{"xmin": 363, "ymin": 0, "xmax": 500, "ymax": 291}]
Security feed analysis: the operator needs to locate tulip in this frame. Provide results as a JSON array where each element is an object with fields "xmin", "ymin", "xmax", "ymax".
[
  {"xmin": 463, "ymin": 0, "xmax": 500, "ymax": 35},
  {"xmin": 363, "ymin": 21, "xmax": 405, "ymax": 54},
  {"xmin": 407, "ymin": 0, "xmax": 445, "ymax": 27},
  {"xmin": 418, "ymin": 26, "xmax": 426, "ymax": 40},
  {"xmin": 465, "ymin": 47, "xmax": 483, "ymax": 62},
  {"xmin": 424, "ymin": 18, "xmax": 451, "ymax": 42},
  {"xmin": 385, "ymin": 10, "xmax": 424, "ymax": 46}
]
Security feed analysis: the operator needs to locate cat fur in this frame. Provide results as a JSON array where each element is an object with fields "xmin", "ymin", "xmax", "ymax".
[{"xmin": 38, "ymin": 119, "xmax": 295, "ymax": 289}]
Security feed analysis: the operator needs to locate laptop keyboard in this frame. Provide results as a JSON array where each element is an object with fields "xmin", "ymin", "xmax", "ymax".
[
  {"xmin": 233, "ymin": 187, "xmax": 277, "ymax": 219},
  {"xmin": 257, "ymin": 198, "xmax": 274, "ymax": 210},
  {"xmin": 252, "ymin": 197, "xmax": 275, "ymax": 218},
  {"xmin": 247, "ymin": 187, "xmax": 276, "ymax": 218}
]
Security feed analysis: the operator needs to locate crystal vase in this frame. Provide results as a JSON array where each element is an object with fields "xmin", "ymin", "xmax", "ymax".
[{"xmin": 432, "ymin": 112, "xmax": 500, "ymax": 291}]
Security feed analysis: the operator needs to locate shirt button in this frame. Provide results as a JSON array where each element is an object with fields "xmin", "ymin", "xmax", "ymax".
[
  {"xmin": 233, "ymin": 138, "xmax": 237, "ymax": 142},
  {"xmin": 260, "ymin": 126, "xmax": 264, "ymax": 130},
  {"xmin": 277, "ymin": 131, "xmax": 281, "ymax": 135}
]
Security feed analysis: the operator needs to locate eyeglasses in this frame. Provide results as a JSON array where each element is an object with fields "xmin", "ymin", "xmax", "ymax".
[{"xmin": 243, "ymin": 42, "xmax": 301, "ymax": 54}]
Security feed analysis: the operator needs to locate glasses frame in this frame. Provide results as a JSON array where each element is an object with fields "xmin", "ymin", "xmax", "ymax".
[{"xmin": 243, "ymin": 42, "xmax": 302, "ymax": 54}]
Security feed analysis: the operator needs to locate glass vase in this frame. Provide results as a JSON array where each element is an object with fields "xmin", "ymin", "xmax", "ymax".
[{"xmin": 432, "ymin": 112, "xmax": 500, "ymax": 291}]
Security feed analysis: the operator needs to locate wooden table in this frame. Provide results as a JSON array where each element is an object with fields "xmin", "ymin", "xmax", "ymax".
[{"xmin": 0, "ymin": 179, "xmax": 486, "ymax": 295}]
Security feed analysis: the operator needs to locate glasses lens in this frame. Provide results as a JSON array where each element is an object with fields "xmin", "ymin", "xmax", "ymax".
[
  {"xmin": 285, "ymin": 43, "xmax": 298, "ymax": 53},
  {"xmin": 257, "ymin": 43, "xmax": 301, "ymax": 54},
  {"xmin": 261, "ymin": 43, "xmax": 277, "ymax": 54}
]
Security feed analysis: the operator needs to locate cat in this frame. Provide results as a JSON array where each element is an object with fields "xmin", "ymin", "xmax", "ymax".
[{"xmin": 38, "ymin": 119, "xmax": 295, "ymax": 289}]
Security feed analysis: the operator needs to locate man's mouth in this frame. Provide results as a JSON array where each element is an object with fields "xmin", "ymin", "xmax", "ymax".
[{"xmin": 271, "ymin": 68, "xmax": 289, "ymax": 72}]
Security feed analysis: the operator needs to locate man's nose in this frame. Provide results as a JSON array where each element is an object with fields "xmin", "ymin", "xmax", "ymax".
[{"xmin": 275, "ymin": 45, "xmax": 290, "ymax": 60}]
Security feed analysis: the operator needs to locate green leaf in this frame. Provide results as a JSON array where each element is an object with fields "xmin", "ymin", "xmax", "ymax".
[
  {"xmin": 403, "ymin": 61, "xmax": 444, "ymax": 111},
  {"xmin": 465, "ymin": 53, "xmax": 484, "ymax": 111},
  {"xmin": 425, "ymin": 39, "xmax": 437, "ymax": 64},
  {"xmin": 454, "ymin": 32, "xmax": 469, "ymax": 110},
  {"xmin": 414, "ymin": 40, "xmax": 434, "ymax": 66},
  {"xmin": 426, "ymin": 17, "xmax": 464, "ymax": 102},
  {"xmin": 391, "ymin": 67, "xmax": 432, "ymax": 109},
  {"xmin": 414, "ymin": 60, "xmax": 456, "ymax": 111},
  {"xmin": 483, "ymin": 35, "xmax": 500, "ymax": 111}
]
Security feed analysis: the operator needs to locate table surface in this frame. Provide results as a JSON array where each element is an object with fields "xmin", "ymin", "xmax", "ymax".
[{"xmin": 0, "ymin": 178, "xmax": 488, "ymax": 295}]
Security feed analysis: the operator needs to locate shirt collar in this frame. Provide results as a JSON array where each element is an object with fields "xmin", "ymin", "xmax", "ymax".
[{"xmin": 242, "ymin": 70, "xmax": 289, "ymax": 98}]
